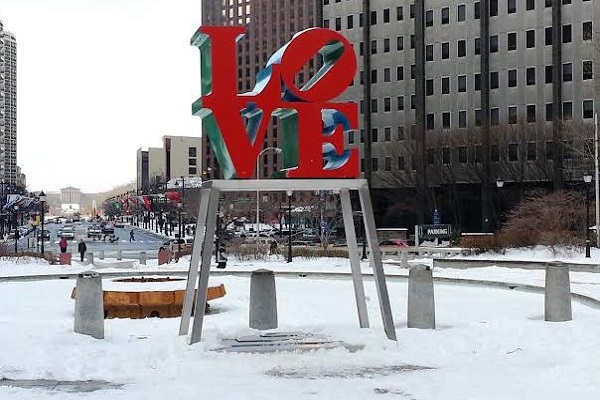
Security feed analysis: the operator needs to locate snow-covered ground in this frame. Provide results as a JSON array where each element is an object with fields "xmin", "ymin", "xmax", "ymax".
[{"xmin": 1, "ymin": 248, "xmax": 600, "ymax": 399}]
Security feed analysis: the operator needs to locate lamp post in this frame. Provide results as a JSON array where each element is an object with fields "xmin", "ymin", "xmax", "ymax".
[
  {"xmin": 255, "ymin": 147, "xmax": 282, "ymax": 253},
  {"xmin": 13, "ymin": 204, "xmax": 18, "ymax": 253},
  {"xmin": 287, "ymin": 189, "xmax": 293, "ymax": 263},
  {"xmin": 584, "ymin": 172, "xmax": 593, "ymax": 258},
  {"xmin": 175, "ymin": 177, "xmax": 186, "ymax": 240},
  {"xmin": 39, "ymin": 191, "xmax": 46, "ymax": 256},
  {"xmin": 495, "ymin": 178, "xmax": 504, "ymax": 231}
]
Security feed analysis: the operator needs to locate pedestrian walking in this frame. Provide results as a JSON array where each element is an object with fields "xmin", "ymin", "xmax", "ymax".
[
  {"xmin": 77, "ymin": 239, "xmax": 87, "ymax": 262},
  {"xmin": 129, "ymin": 228, "xmax": 135, "ymax": 242},
  {"xmin": 59, "ymin": 237, "xmax": 68, "ymax": 253}
]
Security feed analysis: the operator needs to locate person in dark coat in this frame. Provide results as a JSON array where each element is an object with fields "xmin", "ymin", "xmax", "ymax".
[
  {"xmin": 77, "ymin": 239, "xmax": 87, "ymax": 262},
  {"xmin": 59, "ymin": 237, "xmax": 68, "ymax": 253},
  {"xmin": 129, "ymin": 229, "xmax": 135, "ymax": 242}
]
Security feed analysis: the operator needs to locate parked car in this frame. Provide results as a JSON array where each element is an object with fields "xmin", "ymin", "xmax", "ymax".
[
  {"xmin": 114, "ymin": 221, "xmax": 125, "ymax": 228},
  {"xmin": 101, "ymin": 223, "xmax": 115, "ymax": 235},
  {"xmin": 379, "ymin": 238, "xmax": 411, "ymax": 248},
  {"xmin": 38, "ymin": 229, "xmax": 51, "ymax": 240}
]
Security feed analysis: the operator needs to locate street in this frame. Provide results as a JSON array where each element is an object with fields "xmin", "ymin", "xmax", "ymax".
[{"xmin": 7, "ymin": 221, "xmax": 168, "ymax": 259}]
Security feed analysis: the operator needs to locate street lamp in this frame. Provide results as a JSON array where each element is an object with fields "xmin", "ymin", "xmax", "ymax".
[
  {"xmin": 286, "ymin": 189, "xmax": 293, "ymax": 263},
  {"xmin": 584, "ymin": 172, "xmax": 593, "ymax": 258},
  {"xmin": 13, "ymin": 204, "xmax": 18, "ymax": 253},
  {"xmin": 496, "ymin": 178, "xmax": 504, "ymax": 231},
  {"xmin": 256, "ymin": 146, "xmax": 282, "ymax": 253},
  {"xmin": 175, "ymin": 177, "xmax": 186, "ymax": 240},
  {"xmin": 39, "ymin": 191, "xmax": 46, "ymax": 256}
]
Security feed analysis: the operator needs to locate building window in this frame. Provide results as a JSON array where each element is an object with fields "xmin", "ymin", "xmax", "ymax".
[
  {"xmin": 398, "ymin": 126, "xmax": 405, "ymax": 140},
  {"xmin": 335, "ymin": 17, "xmax": 341, "ymax": 31},
  {"xmin": 398, "ymin": 156, "xmax": 405, "ymax": 171},
  {"xmin": 410, "ymin": 35, "xmax": 415, "ymax": 49},
  {"xmin": 583, "ymin": 100, "xmax": 594, "ymax": 119},
  {"xmin": 348, "ymin": 131, "xmax": 355, "ymax": 144},
  {"xmin": 527, "ymin": 143, "xmax": 537, "ymax": 161},
  {"xmin": 474, "ymin": 37, "xmax": 481, "ymax": 55},
  {"xmin": 426, "ymin": 10, "xmax": 433, "ymax": 26},
  {"xmin": 426, "ymin": 44, "xmax": 434, "ymax": 61},
  {"xmin": 526, "ymin": 67, "xmax": 536, "ymax": 85},
  {"xmin": 525, "ymin": 30, "xmax": 535, "ymax": 48},
  {"xmin": 347, "ymin": 15, "xmax": 354, "ymax": 29},
  {"xmin": 371, "ymin": 69, "xmax": 378, "ymax": 83},
  {"xmin": 384, "ymin": 97, "xmax": 391, "ymax": 112},
  {"xmin": 527, "ymin": 104, "xmax": 536, "ymax": 122},
  {"xmin": 458, "ymin": 40, "xmax": 466, "ymax": 57},
  {"xmin": 475, "ymin": 109, "xmax": 483, "ymax": 126},
  {"xmin": 188, "ymin": 147, "xmax": 197, "ymax": 157},
  {"xmin": 189, "ymin": 167, "xmax": 197, "ymax": 175},
  {"xmin": 370, "ymin": 10, "xmax": 377, "ymax": 25},
  {"xmin": 583, "ymin": 61, "xmax": 593, "ymax": 80},
  {"xmin": 384, "ymin": 127, "xmax": 391, "ymax": 141},
  {"xmin": 459, "ymin": 110, "xmax": 467, "ymax": 128},
  {"xmin": 475, "ymin": 74, "xmax": 481, "ymax": 91},
  {"xmin": 371, "ymin": 40, "xmax": 377, "ymax": 54},
  {"xmin": 426, "ymin": 79, "xmax": 434, "ymax": 96},
  {"xmin": 442, "ymin": 148, "xmax": 451, "ymax": 165},
  {"xmin": 490, "ymin": 35, "xmax": 498, "ymax": 52},
  {"xmin": 508, "ymin": 144, "xmax": 518, "ymax": 161},
  {"xmin": 491, "ymin": 108, "xmax": 500, "ymax": 125},
  {"xmin": 458, "ymin": 4, "xmax": 466, "ymax": 22},
  {"xmin": 426, "ymin": 114, "xmax": 435, "ymax": 130},
  {"xmin": 396, "ymin": 6, "xmax": 403, "ymax": 21},
  {"xmin": 507, "ymin": 32, "xmax": 517, "ymax": 51},
  {"xmin": 562, "ymin": 63, "xmax": 573, "ymax": 82},
  {"xmin": 442, "ymin": 7, "xmax": 449, "ymax": 24},
  {"xmin": 442, "ymin": 77, "xmax": 450, "ymax": 94},
  {"xmin": 427, "ymin": 149, "xmax": 435, "ymax": 165},
  {"xmin": 491, "ymin": 145, "xmax": 500, "ymax": 162},
  {"xmin": 545, "ymin": 27, "xmax": 553, "ymax": 45},
  {"xmin": 562, "ymin": 25, "xmax": 572, "ymax": 43},
  {"xmin": 384, "ymin": 157, "xmax": 392, "ymax": 171},
  {"xmin": 384, "ymin": 38, "xmax": 390, "ymax": 53},
  {"xmin": 384, "ymin": 67, "xmax": 391, "ymax": 82},
  {"xmin": 490, "ymin": 71, "xmax": 499, "ymax": 89},
  {"xmin": 372, "ymin": 128, "xmax": 378, "ymax": 142},
  {"xmin": 546, "ymin": 103, "xmax": 554, "ymax": 121},
  {"xmin": 508, "ymin": 69, "xmax": 517, "ymax": 87},
  {"xmin": 526, "ymin": 0, "xmax": 535, "ymax": 10},
  {"xmin": 474, "ymin": 2, "xmax": 480, "ymax": 19},
  {"xmin": 508, "ymin": 0, "xmax": 516, "ymax": 13},
  {"xmin": 458, "ymin": 146, "xmax": 468, "ymax": 163},
  {"xmin": 545, "ymin": 65, "xmax": 553, "ymax": 83},
  {"xmin": 397, "ymin": 96, "xmax": 404, "ymax": 111},
  {"xmin": 397, "ymin": 36, "xmax": 404, "ymax": 51},
  {"xmin": 442, "ymin": 42, "xmax": 450, "ymax": 59},
  {"xmin": 490, "ymin": 0, "xmax": 498, "ymax": 16},
  {"xmin": 458, "ymin": 75, "xmax": 467, "ymax": 93},
  {"xmin": 442, "ymin": 112, "xmax": 451, "ymax": 129},
  {"xmin": 583, "ymin": 21, "xmax": 593, "ymax": 40},
  {"xmin": 563, "ymin": 102, "xmax": 572, "ymax": 120},
  {"xmin": 383, "ymin": 8, "xmax": 390, "ymax": 23},
  {"xmin": 371, "ymin": 98, "xmax": 378, "ymax": 113},
  {"xmin": 508, "ymin": 106, "xmax": 517, "ymax": 124},
  {"xmin": 189, "ymin": 158, "xmax": 197, "ymax": 166}
]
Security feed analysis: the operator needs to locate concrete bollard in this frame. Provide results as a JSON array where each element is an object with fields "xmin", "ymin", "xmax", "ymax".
[
  {"xmin": 99, "ymin": 250, "xmax": 105, "ymax": 260},
  {"xmin": 87, "ymin": 252, "xmax": 94, "ymax": 265},
  {"xmin": 116, "ymin": 250, "xmax": 122, "ymax": 260},
  {"xmin": 249, "ymin": 269, "xmax": 278, "ymax": 330},
  {"xmin": 400, "ymin": 250, "xmax": 409, "ymax": 269},
  {"xmin": 545, "ymin": 262, "xmax": 572, "ymax": 322},
  {"xmin": 407, "ymin": 264, "xmax": 435, "ymax": 329},
  {"xmin": 74, "ymin": 271, "xmax": 104, "ymax": 339},
  {"xmin": 139, "ymin": 251, "xmax": 147, "ymax": 265}
]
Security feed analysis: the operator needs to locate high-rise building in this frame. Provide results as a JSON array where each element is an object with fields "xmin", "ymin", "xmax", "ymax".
[
  {"xmin": 324, "ymin": 0, "xmax": 600, "ymax": 231},
  {"xmin": 0, "ymin": 18, "xmax": 18, "ymax": 186},
  {"xmin": 200, "ymin": 0, "xmax": 322, "ymax": 180}
]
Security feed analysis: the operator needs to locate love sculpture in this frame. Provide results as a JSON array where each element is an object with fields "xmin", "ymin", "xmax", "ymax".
[
  {"xmin": 181, "ymin": 26, "xmax": 397, "ymax": 344},
  {"xmin": 191, "ymin": 26, "xmax": 359, "ymax": 178}
]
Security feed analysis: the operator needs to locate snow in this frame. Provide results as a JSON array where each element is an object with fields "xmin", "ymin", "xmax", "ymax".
[{"xmin": 1, "ymin": 248, "xmax": 600, "ymax": 399}]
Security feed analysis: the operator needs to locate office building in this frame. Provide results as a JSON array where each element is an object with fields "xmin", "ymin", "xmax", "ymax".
[{"xmin": 0, "ymin": 18, "xmax": 18, "ymax": 186}]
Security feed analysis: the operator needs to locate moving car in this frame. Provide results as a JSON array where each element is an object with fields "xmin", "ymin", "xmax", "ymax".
[
  {"xmin": 87, "ymin": 225, "xmax": 102, "ymax": 238},
  {"xmin": 61, "ymin": 227, "xmax": 75, "ymax": 240},
  {"xmin": 101, "ymin": 223, "xmax": 115, "ymax": 235},
  {"xmin": 38, "ymin": 229, "xmax": 51, "ymax": 240}
]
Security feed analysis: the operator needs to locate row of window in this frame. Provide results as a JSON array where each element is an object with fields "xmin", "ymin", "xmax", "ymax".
[
  {"xmin": 348, "ymin": 22, "xmax": 593, "ymax": 58},
  {"xmin": 357, "ymin": 139, "xmax": 582, "ymax": 173},
  {"xmin": 355, "ymin": 61, "xmax": 593, "ymax": 93},
  {"xmin": 351, "ymin": 100, "xmax": 594, "ymax": 136},
  {"xmin": 324, "ymin": 1, "xmax": 592, "ymax": 29}
]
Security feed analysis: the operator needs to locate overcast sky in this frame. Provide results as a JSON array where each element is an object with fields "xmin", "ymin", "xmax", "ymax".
[{"xmin": 1, "ymin": 0, "xmax": 202, "ymax": 193}]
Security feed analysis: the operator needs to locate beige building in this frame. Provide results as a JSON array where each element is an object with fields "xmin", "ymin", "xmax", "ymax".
[{"xmin": 137, "ymin": 135, "xmax": 201, "ymax": 194}]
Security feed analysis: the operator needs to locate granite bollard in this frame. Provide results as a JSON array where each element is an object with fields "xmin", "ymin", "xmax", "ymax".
[
  {"xmin": 87, "ymin": 252, "xmax": 94, "ymax": 265},
  {"xmin": 116, "ymin": 250, "xmax": 122, "ymax": 260},
  {"xmin": 74, "ymin": 271, "xmax": 104, "ymax": 339},
  {"xmin": 407, "ymin": 264, "xmax": 435, "ymax": 329},
  {"xmin": 545, "ymin": 262, "xmax": 572, "ymax": 322},
  {"xmin": 249, "ymin": 269, "xmax": 278, "ymax": 330},
  {"xmin": 139, "ymin": 251, "xmax": 147, "ymax": 265},
  {"xmin": 99, "ymin": 250, "xmax": 105, "ymax": 260}
]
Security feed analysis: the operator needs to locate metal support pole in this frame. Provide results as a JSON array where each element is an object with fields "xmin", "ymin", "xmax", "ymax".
[
  {"xmin": 287, "ymin": 191, "xmax": 292, "ymax": 263},
  {"xmin": 41, "ymin": 202, "xmax": 45, "ymax": 255},
  {"xmin": 586, "ymin": 183, "xmax": 591, "ymax": 258}
]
